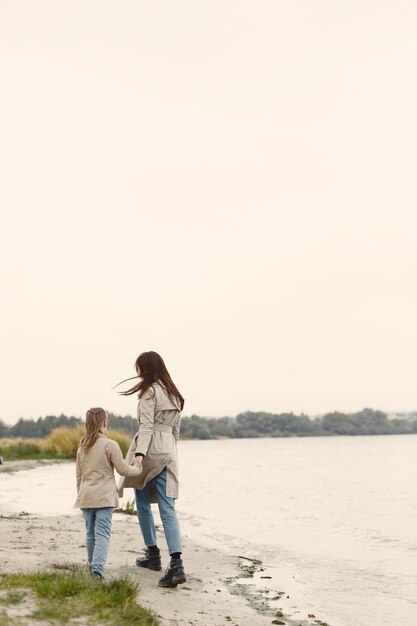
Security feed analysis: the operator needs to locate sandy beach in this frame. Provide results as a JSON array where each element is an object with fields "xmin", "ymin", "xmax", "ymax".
[{"xmin": 0, "ymin": 461, "xmax": 303, "ymax": 626}]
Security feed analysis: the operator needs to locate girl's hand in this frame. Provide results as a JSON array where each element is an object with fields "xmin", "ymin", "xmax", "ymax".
[{"xmin": 133, "ymin": 456, "xmax": 143, "ymax": 468}]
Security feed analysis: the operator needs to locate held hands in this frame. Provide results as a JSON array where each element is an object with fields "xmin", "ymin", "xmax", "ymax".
[{"xmin": 133, "ymin": 456, "xmax": 143, "ymax": 468}]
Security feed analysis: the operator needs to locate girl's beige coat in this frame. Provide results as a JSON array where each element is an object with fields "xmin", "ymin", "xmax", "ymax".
[
  {"xmin": 75, "ymin": 433, "xmax": 141, "ymax": 508},
  {"xmin": 118, "ymin": 383, "xmax": 181, "ymax": 502}
]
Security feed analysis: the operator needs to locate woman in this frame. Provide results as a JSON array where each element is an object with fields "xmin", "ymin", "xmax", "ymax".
[{"xmin": 118, "ymin": 351, "xmax": 186, "ymax": 588}]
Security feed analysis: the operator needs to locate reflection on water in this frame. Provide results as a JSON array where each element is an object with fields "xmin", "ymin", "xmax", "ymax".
[{"xmin": 1, "ymin": 435, "xmax": 416, "ymax": 626}]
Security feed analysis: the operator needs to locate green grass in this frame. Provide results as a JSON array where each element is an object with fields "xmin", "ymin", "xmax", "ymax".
[
  {"xmin": 0, "ymin": 590, "xmax": 25, "ymax": 605},
  {"xmin": 114, "ymin": 498, "xmax": 137, "ymax": 515},
  {"xmin": 0, "ymin": 568, "xmax": 158, "ymax": 625},
  {"xmin": 0, "ymin": 441, "xmax": 51, "ymax": 461},
  {"xmin": 0, "ymin": 609, "xmax": 21, "ymax": 626}
]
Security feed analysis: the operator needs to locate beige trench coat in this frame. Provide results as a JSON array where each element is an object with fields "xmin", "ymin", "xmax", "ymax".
[
  {"xmin": 75, "ymin": 433, "xmax": 141, "ymax": 509},
  {"xmin": 118, "ymin": 383, "xmax": 181, "ymax": 502}
]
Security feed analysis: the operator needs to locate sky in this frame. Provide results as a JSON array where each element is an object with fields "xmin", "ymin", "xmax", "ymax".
[{"xmin": 1, "ymin": 1, "xmax": 416, "ymax": 425}]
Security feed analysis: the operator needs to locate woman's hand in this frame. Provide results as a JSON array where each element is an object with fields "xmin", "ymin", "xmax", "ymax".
[{"xmin": 133, "ymin": 456, "xmax": 143, "ymax": 468}]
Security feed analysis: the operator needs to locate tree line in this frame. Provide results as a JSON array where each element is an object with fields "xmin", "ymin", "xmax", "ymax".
[{"xmin": 1, "ymin": 408, "xmax": 417, "ymax": 440}]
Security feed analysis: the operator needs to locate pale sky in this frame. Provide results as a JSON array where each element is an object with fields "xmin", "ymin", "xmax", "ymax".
[{"xmin": 1, "ymin": 1, "xmax": 416, "ymax": 425}]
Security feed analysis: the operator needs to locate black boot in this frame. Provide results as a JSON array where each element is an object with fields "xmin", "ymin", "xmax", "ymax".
[
  {"xmin": 158, "ymin": 557, "xmax": 186, "ymax": 588},
  {"xmin": 136, "ymin": 547, "xmax": 162, "ymax": 571}
]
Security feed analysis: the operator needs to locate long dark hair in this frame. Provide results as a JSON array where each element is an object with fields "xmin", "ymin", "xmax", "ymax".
[{"xmin": 118, "ymin": 351, "xmax": 184, "ymax": 410}]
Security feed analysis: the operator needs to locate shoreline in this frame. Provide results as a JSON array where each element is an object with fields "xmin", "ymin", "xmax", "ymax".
[
  {"xmin": 0, "ymin": 511, "xmax": 289, "ymax": 626},
  {"xmin": 0, "ymin": 460, "xmax": 332, "ymax": 626},
  {"xmin": 0, "ymin": 459, "xmax": 70, "ymax": 473}
]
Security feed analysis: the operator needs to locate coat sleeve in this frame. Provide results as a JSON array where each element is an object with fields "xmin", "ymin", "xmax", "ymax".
[
  {"xmin": 107, "ymin": 441, "xmax": 142, "ymax": 477},
  {"xmin": 76, "ymin": 448, "xmax": 82, "ymax": 492},
  {"xmin": 173, "ymin": 415, "xmax": 181, "ymax": 442},
  {"xmin": 135, "ymin": 387, "xmax": 156, "ymax": 455}
]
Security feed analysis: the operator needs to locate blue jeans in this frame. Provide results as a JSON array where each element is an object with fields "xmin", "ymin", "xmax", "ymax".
[
  {"xmin": 82, "ymin": 507, "xmax": 113, "ymax": 576},
  {"xmin": 135, "ymin": 468, "xmax": 182, "ymax": 555}
]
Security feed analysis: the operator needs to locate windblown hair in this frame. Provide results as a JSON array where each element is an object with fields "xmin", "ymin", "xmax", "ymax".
[
  {"xmin": 80, "ymin": 407, "xmax": 107, "ymax": 451},
  {"xmin": 118, "ymin": 351, "xmax": 184, "ymax": 410}
]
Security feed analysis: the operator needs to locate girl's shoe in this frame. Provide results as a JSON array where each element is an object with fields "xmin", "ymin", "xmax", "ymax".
[
  {"xmin": 158, "ymin": 558, "xmax": 186, "ymax": 587},
  {"xmin": 91, "ymin": 571, "xmax": 103, "ymax": 580}
]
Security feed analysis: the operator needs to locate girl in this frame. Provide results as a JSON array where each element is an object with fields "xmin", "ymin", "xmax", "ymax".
[
  {"xmin": 75, "ymin": 407, "xmax": 142, "ymax": 578},
  {"xmin": 117, "ymin": 351, "xmax": 186, "ymax": 588}
]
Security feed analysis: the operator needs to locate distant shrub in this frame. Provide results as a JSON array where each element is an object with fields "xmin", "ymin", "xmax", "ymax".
[
  {"xmin": 0, "ymin": 427, "xmax": 132, "ymax": 461},
  {"xmin": 106, "ymin": 429, "xmax": 131, "ymax": 456},
  {"xmin": 45, "ymin": 426, "xmax": 131, "ymax": 459},
  {"xmin": 44, "ymin": 426, "xmax": 85, "ymax": 459},
  {"xmin": 0, "ymin": 440, "xmax": 44, "ymax": 460}
]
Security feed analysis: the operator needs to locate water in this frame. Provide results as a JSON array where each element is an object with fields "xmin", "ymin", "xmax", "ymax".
[
  {"xmin": 180, "ymin": 436, "xmax": 417, "ymax": 626},
  {"xmin": 1, "ymin": 435, "xmax": 416, "ymax": 626}
]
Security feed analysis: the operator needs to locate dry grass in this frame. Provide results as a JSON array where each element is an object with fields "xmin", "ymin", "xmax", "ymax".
[
  {"xmin": 46, "ymin": 426, "xmax": 86, "ymax": 457},
  {"xmin": 0, "ymin": 427, "xmax": 131, "ymax": 461}
]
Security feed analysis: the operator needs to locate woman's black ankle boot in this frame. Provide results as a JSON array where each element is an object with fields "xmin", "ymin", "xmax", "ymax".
[
  {"xmin": 136, "ymin": 546, "xmax": 162, "ymax": 571},
  {"xmin": 158, "ymin": 556, "xmax": 186, "ymax": 587}
]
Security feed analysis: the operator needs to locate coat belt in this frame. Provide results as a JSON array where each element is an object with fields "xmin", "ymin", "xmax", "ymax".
[{"xmin": 153, "ymin": 424, "xmax": 173, "ymax": 433}]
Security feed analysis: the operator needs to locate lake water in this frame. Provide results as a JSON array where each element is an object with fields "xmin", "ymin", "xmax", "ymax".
[{"xmin": 1, "ymin": 435, "xmax": 416, "ymax": 626}]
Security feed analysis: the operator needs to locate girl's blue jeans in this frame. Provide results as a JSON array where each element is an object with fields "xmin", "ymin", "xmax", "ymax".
[
  {"xmin": 82, "ymin": 507, "xmax": 113, "ymax": 576},
  {"xmin": 135, "ymin": 468, "xmax": 182, "ymax": 555}
]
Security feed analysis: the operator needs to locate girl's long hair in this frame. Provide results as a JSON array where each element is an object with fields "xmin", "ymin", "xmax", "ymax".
[
  {"xmin": 117, "ymin": 351, "xmax": 184, "ymax": 410},
  {"xmin": 80, "ymin": 407, "xmax": 107, "ymax": 451}
]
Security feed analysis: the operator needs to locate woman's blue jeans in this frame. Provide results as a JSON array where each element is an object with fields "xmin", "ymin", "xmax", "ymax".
[
  {"xmin": 82, "ymin": 507, "xmax": 113, "ymax": 576},
  {"xmin": 135, "ymin": 468, "xmax": 182, "ymax": 555}
]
